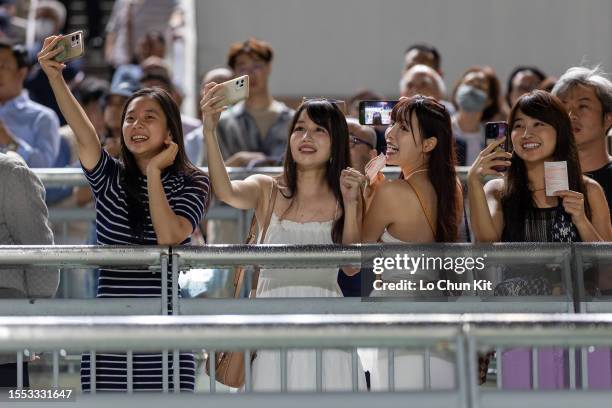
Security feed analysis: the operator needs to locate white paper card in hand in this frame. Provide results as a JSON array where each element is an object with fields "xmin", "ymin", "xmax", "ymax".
[
  {"xmin": 544, "ymin": 161, "xmax": 569, "ymax": 196},
  {"xmin": 365, "ymin": 153, "xmax": 386, "ymax": 184}
]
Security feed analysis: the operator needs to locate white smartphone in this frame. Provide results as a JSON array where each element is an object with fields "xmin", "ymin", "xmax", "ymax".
[
  {"xmin": 220, "ymin": 75, "xmax": 249, "ymax": 105},
  {"xmin": 54, "ymin": 31, "xmax": 85, "ymax": 63}
]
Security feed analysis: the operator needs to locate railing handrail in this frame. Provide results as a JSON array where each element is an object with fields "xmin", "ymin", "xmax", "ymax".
[
  {"xmin": 3, "ymin": 314, "xmax": 612, "ymax": 351},
  {"xmin": 34, "ymin": 166, "xmax": 472, "ymax": 187},
  {"xmin": 0, "ymin": 243, "xmax": 595, "ymax": 267}
]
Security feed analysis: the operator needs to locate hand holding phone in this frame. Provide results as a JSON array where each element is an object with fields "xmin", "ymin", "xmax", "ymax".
[
  {"xmin": 359, "ymin": 101, "xmax": 398, "ymax": 126},
  {"xmin": 484, "ymin": 121, "xmax": 510, "ymax": 172},
  {"xmin": 220, "ymin": 75, "xmax": 249, "ymax": 106},
  {"xmin": 53, "ymin": 31, "xmax": 84, "ymax": 63}
]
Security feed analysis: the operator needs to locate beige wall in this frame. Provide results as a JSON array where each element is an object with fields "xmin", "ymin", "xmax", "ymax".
[{"xmin": 195, "ymin": 0, "xmax": 612, "ymax": 99}]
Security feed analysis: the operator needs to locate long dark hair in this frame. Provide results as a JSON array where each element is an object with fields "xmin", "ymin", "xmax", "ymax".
[
  {"xmin": 282, "ymin": 99, "xmax": 351, "ymax": 243},
  {"xmin": 391, "ymin": 96, "xmax": 459, "ymax": 242},
  {"xmin": 502, "ymin": 90, "xmax": 590, "ymax": 240},
  {"xmin": 119, "ymin": 87, "xmax": 208, "ymax": 240}
]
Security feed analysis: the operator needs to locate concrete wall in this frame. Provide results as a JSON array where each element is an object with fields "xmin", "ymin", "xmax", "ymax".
[{"xmin": 195, "ymin": 0, "xmax": 612, "ymax": 99}]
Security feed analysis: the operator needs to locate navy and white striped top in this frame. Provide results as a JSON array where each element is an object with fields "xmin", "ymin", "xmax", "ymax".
[
  {"xmin": 80, "ymin": 149, "xmax": 209, "ymax": 392},
  {"xmin": 84, "ymin": 149, "xmax": 209, "ymax": 297}
]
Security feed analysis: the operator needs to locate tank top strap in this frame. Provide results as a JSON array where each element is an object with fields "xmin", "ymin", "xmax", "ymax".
[{"xmin": 405, "ymin": 179, "xmax": 436, "ymax": 237}]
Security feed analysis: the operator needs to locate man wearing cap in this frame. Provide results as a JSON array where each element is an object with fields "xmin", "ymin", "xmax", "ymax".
[{"xmin": 0, "ymin": 40, "xmax": 60, "ymax": 167}]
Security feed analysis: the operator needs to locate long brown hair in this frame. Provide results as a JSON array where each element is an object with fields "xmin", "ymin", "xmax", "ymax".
[
  {"xmin": 391, "ymin": 96, "xmax": 459, "ymax": 242},
  {"xmin": 502, "ymin": 90, "xmax": 590, "ymax": 240},
  {"xmin": 282, "ymin": 99, "xmax": 351, "ymax": 243}
]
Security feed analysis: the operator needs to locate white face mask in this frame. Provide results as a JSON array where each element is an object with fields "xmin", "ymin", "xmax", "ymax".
[{"xmin": 35, "ymin": 18, "xmax": 56, "ymax": 41}]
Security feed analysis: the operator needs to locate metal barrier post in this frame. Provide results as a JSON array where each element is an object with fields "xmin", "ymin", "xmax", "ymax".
[
  {"xmin": 387, "ymin": 348, "xmax": 395, "ymax": 392},
  {"xmin": 424, "ymin": 347, "xmax": 431, "ymax": 390},
  {"xmin": 16, "ymin": 350, "xmax": 23, "ymax": 388},
  {"xmin": 244, "ymin": 349, "xmax": 252, "ymax": 392},
  {"xmin": 127, "ymin": 350, "xmax": 133, "ymax": 393},
  {"xmin": 208, "ymin": 350, "xmax": 216, "ymax": 393},
  {"xmin": 280, "ymin": 349, "xmax": 288, "ymax": 392},
  {"xmin": 52, "ymin": 350, "xmax": 59, "ymax": 388},
  {"xmin": 316, "ymin": 349, "xmax": 322, "ymax": 392}
]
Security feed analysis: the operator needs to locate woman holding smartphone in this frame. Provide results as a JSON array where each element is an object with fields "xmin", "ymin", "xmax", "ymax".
[
  {"xmin": 362, "ymin": 96, "xmax": 462, "ymax": 390},
  {"xmin": 38, "ymin": 36, "xmax": 210, "ymax": 392},
  {"xmin": 468, "ymin": 90, "xmax": 611, "ymax": 388},
  {"xmin": 200, "ymin": 82, "xmax": 366, "ymax": 391}
]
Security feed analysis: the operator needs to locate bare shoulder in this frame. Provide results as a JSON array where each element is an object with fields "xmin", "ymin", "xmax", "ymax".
[
  {"xmin": 376, "ymin": 179, "xmax": 421, "ymax": 205},
  {"xmin": 244, "ymin": 174, "xmax": 276, "ymax": 190},
  {"xmin": 583, "ymin": 175, "xmax": 604, "ymax": 194}
]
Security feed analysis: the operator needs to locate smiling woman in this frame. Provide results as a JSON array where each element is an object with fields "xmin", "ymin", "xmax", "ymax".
[
  {"xmin": 37, "ymin": 35, "xmax": 211, "ymax": 392},
  {"xmin": 200, "ymin": 89, "xmax": 367, "ymax": 390}
]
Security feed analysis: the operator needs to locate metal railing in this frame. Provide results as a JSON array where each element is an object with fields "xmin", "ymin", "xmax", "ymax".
[
  {"xmin": 1, "ymin": 315, "xmax": 612, "ymax": 407},
  {"xmin": 1, "ymin": 243, "xmax": 612, "ymax": 404}
]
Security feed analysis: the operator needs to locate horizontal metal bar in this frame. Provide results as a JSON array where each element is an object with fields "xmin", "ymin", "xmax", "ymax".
[
  {"xmin": 180, "ymin": 298, "xmax": 573, "ymax": 315},
  {"xmin": 0, "ymin": 243, "xmax": 576, "ymax": 269},
  {"xmin": 3, "ymin": 314, "xmax": 612, "ymax": 352},
  {"xmin": 479, "ymin": 391, "xmax": 612, "ymax": 408},
  {"xmin": 37, "ymin": 166, "xmax": 460, "ymax": 187},
  {"xmin": 49, "ymin": 205, "xmax": 244, "ymax": 223},
  {"xmin": 24, "ymin": 392, "xmax": 462, "ymax": 408},
  {"xmin": 0, "ymin": 245, "xmax": 167, "ymax": 267},
  {"xmin": 0, "ymin": 314, "xmax": 461, "ymax": 351},
  {"xmin": 172, "ymin": 243, "xmax": 570, "ymax": 268},
  {"xmin": 573, "ymin": 243, "xmax": 612, "ymax": 261},
  {"xmin": 0, "ymin": 299, "xmax": 162, "ymax": 316}
]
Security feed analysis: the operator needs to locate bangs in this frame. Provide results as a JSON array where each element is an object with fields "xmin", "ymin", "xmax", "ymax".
[
  {"xmin": 391, "ymin": 100, "xmax": 415, "ymax": 133},
  {"xmin": 510, "ymin": 91, "xmax": 567, "ymax": 129},
  {"xmin": 300, "ymin": 100, "xmax": 337, "ymax": 134}
]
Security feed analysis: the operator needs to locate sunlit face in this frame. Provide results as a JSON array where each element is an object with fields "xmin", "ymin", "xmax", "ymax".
[
  {"xmin": 558, "ymin": 84, "xmax": 612, "ymax": 148},
  {"xmin": 122, "ymin": 96, "xmax": 171, "ymax": 159},
  {"xmin": 401, "ymin": 70, "xmax": 441, "ymax": 100},
  {"xmin": 385, "ymin": 111, "xmax": 427, "ymax": 167},
  {"xmin": 233, "ymin": 53, "xmax": 270, "ymax": 93},
  {"xmin": 509, "ymin": 71, "xmax": 541, "ymax": 107},
  {"xmin": 511, "ymin": 111, "xmax": 557, "ymax": 163},
  {"xmin": 289, "ymin": 110, "xmax": 332, "ymax": 169},
  {"xmin": 403, "ymin": 49, "xmax": 436, "ymax": 73}
]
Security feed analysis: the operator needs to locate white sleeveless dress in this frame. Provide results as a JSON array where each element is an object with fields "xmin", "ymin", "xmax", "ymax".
[
  {"xmin": 251, "ymin": 213, "xmax": 367, "ymax": 391},
  {"xmin": 368, "ymin": 228, "xmax": 455, "ymax": 391}
]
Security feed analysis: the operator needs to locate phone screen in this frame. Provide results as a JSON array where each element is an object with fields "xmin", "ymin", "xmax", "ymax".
[
  {"xmin": 485, "ymin": 121, "xmax": 510, "ymax": 172},
  {"xmin": 485, "ymin": 121, "xmax": 508, "ymax": 149},
  {"xmin": 359, "ymin": 101, "xmax": 398, "ymax": 126}
]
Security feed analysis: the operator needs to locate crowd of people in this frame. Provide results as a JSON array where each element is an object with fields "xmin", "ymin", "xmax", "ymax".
[{"xmin": 0, "ymin": 0, "xmax": 612, "ymax": 394}]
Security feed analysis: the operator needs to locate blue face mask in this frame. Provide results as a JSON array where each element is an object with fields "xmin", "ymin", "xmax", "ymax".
[{"xmin": 456, "ymin": 84, "xmax": 489, "ymax": 113}]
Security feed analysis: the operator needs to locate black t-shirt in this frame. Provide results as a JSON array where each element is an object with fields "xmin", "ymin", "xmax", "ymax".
[{"xmin": 585, "ymin": 161, "xmax": 612, "ymax": 216}]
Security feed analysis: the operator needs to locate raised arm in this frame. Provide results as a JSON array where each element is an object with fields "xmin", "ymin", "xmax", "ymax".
[
  {"xmin": 37, "ymin": 36, "xmax": 101, "ymax": 170},
  {"xmin": 467, "ymin": 138, "xmax": 511, "ymax": 242},
  {"xmin": 200, "ymin": 82, "xmax": 265, "ymax": 210}
]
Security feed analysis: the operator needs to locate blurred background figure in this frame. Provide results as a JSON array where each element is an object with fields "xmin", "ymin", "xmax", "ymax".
[
  {"xmin": 451, "ymin": 66, "xmax": 503, "ymax": 165},
  {"xmin": 402, "ymin": 43, "xmax": 443, "ymax": 77},
  {"xmin": 504, "ymin": 66, "xmax": 546, "ymax": 113}
]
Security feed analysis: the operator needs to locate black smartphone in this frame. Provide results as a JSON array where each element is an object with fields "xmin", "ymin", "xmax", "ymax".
[
  {"xmin": 485, "ymin": 121, "xmax": 510, "ymax": 172},
  {"xmin": 358, "ymin": 100, "xmax": 398, "ymax": 126}
]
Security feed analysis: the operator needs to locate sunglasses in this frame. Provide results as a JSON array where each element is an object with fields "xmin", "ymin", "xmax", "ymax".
[{"xmin": 349, "ymin": 135, "xmax": 375, "ymax": 150}]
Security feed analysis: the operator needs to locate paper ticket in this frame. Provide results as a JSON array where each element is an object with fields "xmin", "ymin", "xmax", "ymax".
[
  {"xmin": 544, "ymin": 161, "xmax": 569, "ymax": 196},
  {"xmin": 365, "ymin": 153, "xmax": 386, "ymax": 184}
]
